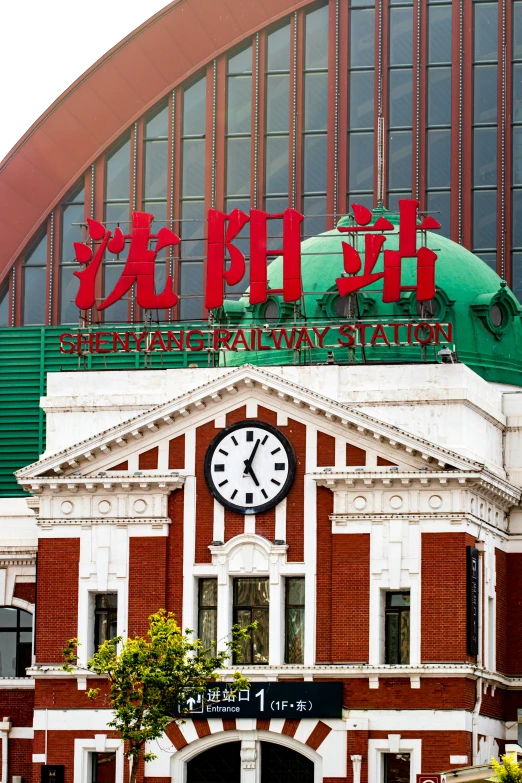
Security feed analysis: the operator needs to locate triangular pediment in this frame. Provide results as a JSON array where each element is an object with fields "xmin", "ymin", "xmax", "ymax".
[{"xmin": 17, "ymin": 365, "xmax": 488, "ymax": 490}]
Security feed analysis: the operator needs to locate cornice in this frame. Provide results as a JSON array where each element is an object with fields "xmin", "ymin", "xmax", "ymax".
[
  {"xmin": 16, "ymin": 366, "xmax": 486, "ymax": 483},
  {"xmin": 0, "ymin": 549, "xmax": 37, "ymax": 567},
  {"xmin": 21, "ymin": 475, "xmax": 185, "ymax": 495},
  {"xmin": 36, "ymin": 517, "xmax": 170, "ymax": 528}
]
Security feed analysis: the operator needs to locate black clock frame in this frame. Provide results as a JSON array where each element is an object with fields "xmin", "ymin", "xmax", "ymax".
[{"xmin": 204, "ymin": 420, "xmax": 297, "ymax": 515}]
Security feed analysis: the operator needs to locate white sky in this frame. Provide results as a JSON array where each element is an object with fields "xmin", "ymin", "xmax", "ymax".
[{"xmin": 0, "ymin": 1, "xmax": 171, "ymax": 163}]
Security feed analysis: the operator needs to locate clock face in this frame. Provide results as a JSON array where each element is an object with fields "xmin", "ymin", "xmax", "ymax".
[{"xmin": 204, "ymin": 421, "xmax": 296, "ymax": 515}]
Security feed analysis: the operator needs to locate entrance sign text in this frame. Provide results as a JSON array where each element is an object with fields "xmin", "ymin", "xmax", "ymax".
[
  {"xmin": 174, "ymin": 682, "xmax": 343, "ymax": 719},
  {"xmin": 72, "ymin": 199, "xmax": 441, "ymax": 313}
]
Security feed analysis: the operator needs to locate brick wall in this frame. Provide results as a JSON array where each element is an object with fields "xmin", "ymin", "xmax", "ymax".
[
  {"xmin": 0, "ymin": 689, "xmax": 34, "ymax": 725},
  {"xmin": 128, "ymin": 537, "xmax": 167, "ymax": 636},
  {"xmin": 507, "ymin": 553, "xmax": 522, "ymax": 675},
  {"xmin": 421, "ymin": 533, "xmax": 477, "ymax": 663},
  {"xmin": 34, "ymin": 679, "xmax": 110, "ymax": 709},
  {"xmin": 166, "ymin": 489, "xmax": 184, "ymax": 624},
  {"xmin": 331, "ymin": 534, "xmax": 370, "ymax": 662},
  {"xmin": 496, "ymin": 548, "xmax": 508, "ymax": 674},
  {"xmin": 195, "ymin": 419, "xmax": 221, "ymax": 559},
  {"xmin": 341, "ymin": 677, "xmax": 475, "ymax": 710},
  {"xmin": 168, "ymin": 434, "xmax": 185, "ymax": 469},
  {"xmin": 13, "ymin": 582, "xmax": 36, "ymax": 604},
  {"xmin": 36, "ymin": 538, "xmax": 79, "ymax": 662},
  {"xmin": 317, "ymin": 431, "xmax": 335, "ymax": 466}
]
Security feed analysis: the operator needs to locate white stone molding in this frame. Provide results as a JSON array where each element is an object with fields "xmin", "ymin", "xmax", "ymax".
[
  {"xmin": 368, "ymin": 737, "xmax": 421, "ymax": 783},
  {"xmin": 77, "ymin": 524, "xmax": 129, "ymax": 665},
  {"xmin": 351, "ymin": 754, "xmax": 362, "ymax": 783},
  {"xmin": 209, "ymin": 534, "xmax": 290, "ymax": 666},
  {"xmin": 0, "ymin": 549, "xmax": 36, "ymax": 611},
  {"xmin": 483, "ymin": 532, "xmax": 497, "ymax": 672},
  {"xmin": 169, "ymin": 728, "xmax": 324, "ymax": 783},
  {"xmin": 17, "ymin": 364, "xmax": 489, "ymax": 486},
  {"xmin": 73, "ymin": 737, "xmax": 124, "ymax": 783}
]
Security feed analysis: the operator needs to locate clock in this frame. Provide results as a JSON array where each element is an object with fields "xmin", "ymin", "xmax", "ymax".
[{"xmin": 204, "ymin": 421, "xmax": 296, "ymax": 515}]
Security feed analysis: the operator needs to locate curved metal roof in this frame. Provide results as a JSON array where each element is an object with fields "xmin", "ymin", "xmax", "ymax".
[{"xmin": 0, "ymin": 0, "xmax": 312, "ymax": 284}]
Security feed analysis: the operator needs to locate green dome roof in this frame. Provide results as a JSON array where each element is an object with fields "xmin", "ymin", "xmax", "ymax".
[{"xmin": 222, "ymin": 207, "xmax": 522, "ymax": 386}]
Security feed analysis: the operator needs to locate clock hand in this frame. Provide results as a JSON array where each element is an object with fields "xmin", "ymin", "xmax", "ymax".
[
  {"xmin": 248, "ymin": 464, "xmax": 260, "ymax": 487},
  {"xmin": 243, "ymin": 439, "xmax": 260, "ymax": 475}
]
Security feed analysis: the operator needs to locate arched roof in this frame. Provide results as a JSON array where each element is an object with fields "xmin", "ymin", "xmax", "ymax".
[{"xmin": 0, "ymin": 0, "xmax": 312, "ymax": 284}]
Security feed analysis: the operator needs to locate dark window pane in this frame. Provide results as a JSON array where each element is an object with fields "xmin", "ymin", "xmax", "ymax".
[
  {"xmin": 181, "ymin": 200, "xmax": 205, "ymax": 257},
  {"xmin": 228, "ymin": 46, "xmax": 252, "ymax": 75},
  {"xmin": 0, "ymin": 284, "xmax": 8, "ymax": 327},
  {"xmin": 144, "ymin": 141, "xmax": 168, "ymax": 199},
  {"xmin": 389, "ymin": 69, "xmax": 412, "ymax": 128},
  {"xmin": 349, "ymin": 70, "xmax": 374, "ymax": 130},
  {"xmin": 427, "ymin": 129, "xmax": 451, "ymax": 188},
  {"xmin": 25, "ymin": 234, "xmax": 47, "ymax": 266},
  {"xmin": 473, "ymin": 189, "xmax": 497, "ymax": 249},
  {"xmin": 182, "ymin": 139, "xmax": 206, "ymax": 198},
  {"xmin": 146, "ymin": 104, "xmax": 169, "ymax": 138},
  {"xmin": 426, "ymin": 190, "xmax": 451, "ymax": 238},
  {"xmin": 474, "ymin": 3, "xmax": 498, "ymax": 62},
  {"xmin": 183, "ymin": 77, "xmax": 206, "ymax": 136},
  {"xmin": 103, "ymin": 264, "xmax": 129, "ymax": 322},
  {"xmin": 187, "ymin": 742, "xmax": 241, "ymax": 783},
  {"xmin": 350, "ymin": 9, "xmax": 375, "ymax": 67},
  {"xmin": 348, "ymin": 193, "xmax": 374, "ymax": 211},
  {"xmin": 265, "ymin": 136, "xmax": 289, "ymax": 194},
  {"xmin": 143, "ymin": 201, "xmax": 167, "ymax": 227},
  {"xmin": 227, "ymin": 75, "xmax": 252, "ymax": 134},
  {"xmin": 428, "ymin": 5, "xmax": 452, "ymax": 63},
  {"xmin": 474, "ymin": 64, "xmax": 497, "ymax": 124},
  {"xmin": 474, "ymin": 126, "xmax": 497, "ymax": 186},
  {"xmin": 266, "ymin": 74, "xmax": 290, "ymax": 132},
  {"xmin": 389, "ymin": 8, "xmax": 413, "ymax": 66},
  {"xmin": 180, "ymin": 262, "xmax": 204, "ymax": 296},
  {"xmin": 388, "ymin": 130, "xmax": 412, "ymax": 190},
  {"xmin": 387, "ymin": 191, "xmax": 412, "ymax": 212},
  {"xmin": 226, "ymin": 137, "xmax": 251, "ymax": 195},
  {"xmin": 225, "ymin": 198, "xmax": 250, "ymax": 256},
  {"xmin": 305, "ymin": 5, "xmax": 329, "ymax": 69},
  {"xmin": 477, "ymin": 251, "xmax": 497, "ymax": 271},
  {"xmin": 387, "ymin": 592, "xmax": 410, "ymax": 607},
  {"xmin": 180, "ymin": 297, "xmax": 203, "ymax": 320},
  {"xmin": 267, "ymin": 24, "xmax": 290, "ymax": 71},
  {"xmin": 60, "ymin": 266, "xmax": 80, "ymax": 324},
  {"xmin": 514, "ymin": 63, "xmax": 522, "ymax": 121},
  {"xmin": 512, "ymin": 251, "xmax": 522, "ymax": 303},
  {"xmin": 515, "ymin": 3, "xmax": 522, "ymax": 60},
  {"xmin": 106, "ymin": 138, "xmax": 130, "ymax": 201},
  {"xmin": 105, "ymin": 202, "xmax": 130, "ymax": 230},
  {"xmin": 513, "ymin": 189, "xmax": 522, "ymax": 247},
  {"xmin": 234, "ymin": 578, "xmax": 269, "ymax": 605},
  {"xmin": 304, "ymin": 72, "xmax": 328, "ymax": 131},
  {"xmin": 252, "ymin": 607, "xmax": 269, "ymax": 663},
  {"xmin": 285, "ymin": 606, "xmax": 304, "ymax": 663},
  {"xmin": 303, "ymin": 134, "xmax": 327, "ymax": 193},
  {"xmin": 0, "ymin": 608, "xmax": 17, "ymax": 626},
  {"xmin": 303, "ymin": 195, "xmax": 327, "ymax": 237},
  {"xmin": 67, "ymin": 185, "xmax": 85, "ymax": 204},
  {"xmin": 200, "ymin": 579, "xmax": 218, "ymax": 606},
  {"xmin": 0, "ymin": 632, "xmax": 16, "ymax": 677},
  {"xmin": 349, "ymin": 132, "xmax": 374, "ymax": 191},
  {"xmin": 92, "ymin": 752, "xmax": 116, "ymax": 783},
  {"xmin": 23, "ymin": 267, "xmax": 46, "ymax": 325},
  {"xmin": 384, "ymin": 754, "xmax": 411, "ymax": 783},
  {"xmin": 198, "ymin": 609, "xmax": 217, "ymax": 655},
  {"xmin": 287, "ymin": 577, "xmax": 305, "ymax": 605},
  {"xmin": 428, "ymin": 67, "xmax": 452, "ymax": 125},
  {"xmin": 513, "ymin": 126, "xmax": 522, "ymax": 185},
  {"xmin": 19, "ymin": 610, "xmax": 32, "ymax": 629},
  {"xmin": 62, "ymin": 203, "xmax": 84, "ymax": 263}
]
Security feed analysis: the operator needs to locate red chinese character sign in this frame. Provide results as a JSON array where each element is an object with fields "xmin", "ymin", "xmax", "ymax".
[
  {"xmin": 336, "ymin": 200, "xmax": 441, "ymax": 302},
  {"xmin": 73, "ymin": 200, "xmax": 440, "ymax": 313}
]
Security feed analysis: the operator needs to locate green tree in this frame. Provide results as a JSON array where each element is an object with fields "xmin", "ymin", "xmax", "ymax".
[
  {"xmin": 490, "ymin": 755, "xmax": 522, "ymax": 782},
  {"xmin": 63, "ymin": 609, "xmax": 252, "ymax": 783}
]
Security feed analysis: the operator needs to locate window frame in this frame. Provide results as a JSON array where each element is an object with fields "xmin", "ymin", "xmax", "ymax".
[
  {"xmin": 284, "ymin": 576, "xmax": 305, "ymax": 664},
  {"xmin": 232, "ymin": 577, "xmax": 270, "ymax": 665},
  {"xmin": 384, "ymin": 591, "xmax": 411, "ymax": 665},
  {"xmin": 0, "ymin": 606, "xmax": 33, "ymax": 678}
]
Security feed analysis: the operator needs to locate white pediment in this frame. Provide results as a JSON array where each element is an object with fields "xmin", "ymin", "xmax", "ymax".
[{"xmin": 16, "ymin": 364, "xmax": 496, "ymax": 493}]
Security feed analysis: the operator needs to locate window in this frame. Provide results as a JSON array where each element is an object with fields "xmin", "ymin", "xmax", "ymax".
[
  {"xmin": 22, "ymin": 232, "xmax": 47, "ymax": 326},
  {"xmin": 233, "ymin": 578, "xmax": 269, "ymax": 664},
  {"xmin": 0, "ymin": 607, "xmax": 32, "ymax": 677},
  {"xmin": 60, "ymin": 184, "xmax": 85, "ymax": 324},
  {"xmin": 104, "ymin": 136, "xmax": 131, "ymax": 323},
  {"xmin": 94, "ymin": 594, "xmax": 118, "ymax": 649},
  {"xmin": 198, "ymin": 579, "xmax": 217, "ymax": 656},
  {"xmin": 285, "ymin": 577, "xmax": 305, "ymax": 664},
  {"xmin": 383, "ymin": 753, "xmax": 410, "ymax": 783},
  {"xmin": 91, "ymin": 752, "xmax": 116, "ymax": 783},
  {"xmin": 0, "ymin": 282, "xmax": 8, "ymax": 327},
  {"xmin": 384, "ymin": 591, "xmax": 410, "ymax": 664}
]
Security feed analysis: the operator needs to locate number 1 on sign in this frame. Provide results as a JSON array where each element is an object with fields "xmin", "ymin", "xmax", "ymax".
[{"xmin": 255, "ymin": 689, "xmax": 265, "ymax": 711}]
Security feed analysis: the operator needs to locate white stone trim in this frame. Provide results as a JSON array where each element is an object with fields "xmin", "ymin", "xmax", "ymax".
[
  {"xmin": 182, "ymin": 428, "xmax": 197, "ymax": 634},
  {"xmin": 368, "ymin": 737, "xmax": 422, "ymax": 783},
  {"xmin": 73, "ymin": 737, "xmax": 123, "ymax": 783}
]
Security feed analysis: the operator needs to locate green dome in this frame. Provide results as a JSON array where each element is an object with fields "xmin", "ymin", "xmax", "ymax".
[{"xmin": 221, "ymin": 207, "xmax": 522, "ymax": 386}]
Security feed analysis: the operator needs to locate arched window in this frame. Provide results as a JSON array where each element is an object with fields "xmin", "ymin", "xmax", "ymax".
[
  {"xmin": 187, "ymin": 741, "xmax": 241, "ymax": 783},
  {"xmin": 0, "ymin": 606, "xmax": 32, "ymax": 677},
  {"xmin": 22, "ymin": 233, "xmax": 47, "ymax": 326},
  {"xmin": 0, "ymin": 281, "xmax": 8, "ymax": 327}
]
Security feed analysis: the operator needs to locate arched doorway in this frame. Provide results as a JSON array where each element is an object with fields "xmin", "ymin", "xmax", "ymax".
[
  {"xmin": 186, "ymin": 741, "xmax": 241, "ymax": 783},
  {"xmin": 260, "ymin": 742, "xmax": 314, "ymax": 782},
  {"xmin": 184, "ymin": 739, "xmax": 315, "ymax": 783}
]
